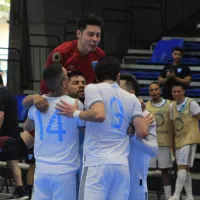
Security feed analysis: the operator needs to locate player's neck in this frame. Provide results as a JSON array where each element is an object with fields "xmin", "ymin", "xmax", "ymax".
[
  {"xmin": 77, "ymin": 41, "xmax": 89, "ymax": 56},
  {"xmin": 102, "ymin": 80, "xmax": 116, "ymax": 84},
  {"xmin": 48, "ymin": 89, "xmax": 66, "ymax": 97},
  {"xmin": 151, "ymin": 97, "xmax": 162, "ymax": 104},
  {"xmin": 176, "ymin": 97, "xmax": 186, "ymax": 105}
]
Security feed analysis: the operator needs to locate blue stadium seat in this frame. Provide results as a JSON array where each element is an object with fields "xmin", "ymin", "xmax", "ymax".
[
  {"xmin": 137, "ymin": 40, "xmax": 169, "ymax": 64},
  {"xmin": 133, "ymin": 71, "xmax": 160, "ymax": 79},
  {"xmin": 192, "ymin": 74, "xmax": 200, "ymax": 80},
  {"xmin": 186, "ymin": 88, "xmax": 200, "ymax": 97},
  {"xmin": 136, "ymin": 39, "xmax": 185, "ymax": 64},
  {"xmin": 184, "ymin": 42, "xmax": 200, "ymax": 50},
  {"xmin": 180, "ymin": 58, "xmax": 200, "ymax": 64},
  {"xmin": 139, "ymin": 87, "xmax": 149, "ymax": 95},
  {"xmin": 120, "ymin": 71, "xmax": 160, "ymax": 79}
]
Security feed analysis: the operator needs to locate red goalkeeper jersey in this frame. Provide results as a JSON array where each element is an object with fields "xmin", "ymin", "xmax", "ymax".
[{"xmin": 40, "ymin": 40, "xmax": 105, "ymax": 94}]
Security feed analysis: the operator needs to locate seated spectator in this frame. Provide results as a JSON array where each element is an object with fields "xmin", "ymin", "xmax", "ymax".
[
  {"xmin": 0, "ymin": 74, "xmax": 28, "ymax": 200},
  {"xmin": 158, "ymin": 47, "xmax": 191, "ymax": 100}
]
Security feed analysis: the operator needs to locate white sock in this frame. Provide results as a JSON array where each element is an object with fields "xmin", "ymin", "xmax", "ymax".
[
  {"xmin": 184, "ymin": 172, "xmax": 193, "ymax": 199},
  {"xmin": 164, "ymin": 185, "xmax": 171, "ymax": 200},
  {"xmin": 174, "ymin": 169, "xmax": 187, "ymax": 198}
]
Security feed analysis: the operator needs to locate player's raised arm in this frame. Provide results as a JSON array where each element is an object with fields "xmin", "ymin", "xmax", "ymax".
[
  {"xmin": 24, "ymin": 106, "xmax": 35, "ymax": 132},
  {"xmin": 133, "ymin": 121, "xmax": 158, "ymax": 157},
  {"xmin": 22, "ymin": 94, "xmax": 49, "ymax": 112},
  {"xmin": 56, "ymin": 84, "xmax": 106, "ymax": 122}
]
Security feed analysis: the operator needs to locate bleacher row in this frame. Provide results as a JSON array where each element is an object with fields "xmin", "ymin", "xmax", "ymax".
[
  {"xmin": 136, "ymin": 38, "xmax": 200, "ymax": 65},
  {"xmin": 120, "ymin": 68, "xmax": 200, "ymax": 98},
  {"xmin": 121, "ymin": 37, "xmax": 200, "ymax": 103}
]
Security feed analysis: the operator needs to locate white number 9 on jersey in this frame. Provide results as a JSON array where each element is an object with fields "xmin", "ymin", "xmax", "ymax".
[{"xmin": 110, "ymin": 97, "xmax": 124, "ymax": 129}]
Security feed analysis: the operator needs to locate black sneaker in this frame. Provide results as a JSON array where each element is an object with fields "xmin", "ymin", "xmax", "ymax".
[
  {"xmin": 7, "ymin": 186, "xmax": 29, "ymax": 200},
  {"xmin": 26, "ymin": 185, "xmax": 33, "ymax": 199}
]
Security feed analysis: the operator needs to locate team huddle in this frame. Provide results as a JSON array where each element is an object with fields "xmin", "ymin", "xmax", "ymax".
[
  {"xmin": 22, "ymin": 57, "xmax": 154, "ymax": 200},
  {"xmin": 20, "ymin": 55, "xmax": 200, "ymax": 200}
]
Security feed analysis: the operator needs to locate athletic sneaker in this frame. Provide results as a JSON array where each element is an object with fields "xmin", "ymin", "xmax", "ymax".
[
  {"xmin": 7, "ymin": 186, "xmax": 29, "ymax": 200},
  {"xmin": 168, "ymin": 196, "xmax": 180, "ymax": 200},
  {"xmin": 185, "ymin": 197, "xmax": 194, "ymax": 200}
]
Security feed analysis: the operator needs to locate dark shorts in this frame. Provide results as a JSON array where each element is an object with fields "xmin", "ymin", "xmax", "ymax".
[
  {"xmin": 0, "ymin": 137, "xmax": 21, "ymax": 161},
  {"xmin": 0, "ymin": 127, "xmax": 20, "ymax": 139}
]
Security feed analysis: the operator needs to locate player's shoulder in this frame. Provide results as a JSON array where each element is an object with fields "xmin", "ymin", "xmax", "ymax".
[
  {"xmin": 52, "ymin": 40, "xmax": 76, "ymax": 54},
  {"xmin": 60, "ymin": 95, "xmax": 76, "ymax": 104},
  {"xmin": 164, "ymin": 99, "xmax": 170, "ymax": 104},
  {"xmin": 189, "ymin": 98, "xmax": 199, "ymax": 106},
  {"xmin": 125, "ymin": 91, "xmax": 139, "ymax": 101},
  {"xmin": 170, "ymin": 101, "xmax": 175, "ymax": 109},
  {"xmin": 93, "ymin": 47, "xmax": 105, "ymax": 58},
  {"xmin": 146, "ymin": 100, "xmax": 151, "ymax": 105},
  {"xmin": 85, "ymin": 83, "xmax": 98, "ymax": 90},
  {"xmin": 28, "ymin": 104, "xmax": 36, "ymax": 113}
]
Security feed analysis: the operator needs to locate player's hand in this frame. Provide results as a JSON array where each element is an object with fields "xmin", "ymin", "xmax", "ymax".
[
  {"xmin": 33, "ymin": 95, "xmax": 49, "ymax": 113},
  {"xmin": 166, "ymin": 72, "xmax": 173, "ymax": 79},
  {"xmin": 56, "ymin": 99, "xmax": 79, "ymax": 117},
  {"xmin": 144, "ymin": 113, "xmax": 155, "ymax": 126},
  {"xmin": 127, "ymin": 123, "xmax": 135, "ymax": 137},
  {"xmin": 171, "ymin": 73, "xmax": 176, "ymax": 79}
]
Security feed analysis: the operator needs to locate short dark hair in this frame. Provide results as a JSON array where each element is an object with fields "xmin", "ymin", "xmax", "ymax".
[
  {"xmin": 0, "ymin": 74, "xmax": 3, "ymax": 85},
  {"xmin": 149, "ymin": 81, "xmax": 160, "ymax": 88},
  {"xmin": 172, "ymin": 46, "xmax": 184, "ymax": 54},
  {"xmin": 67, "ymin": 71, "xmax": 85, "ymax": 80},
  {"xmin": 42, "ymin": 64, "xmax": 65, "ymax": 91},
  {"xmin": 95, "ymin": 56, "xmax": 121, "ymax": 82},
  {"xmin": 120, "ymin": 73, "xmax": 140, "ymax": 97},
  {"xmin": 77, "ymin": 14, "xmax": 104, "ymax": 31},
  {"xmin": 172, "ymin": 83, "xmax": 186, "ymax": 90}
]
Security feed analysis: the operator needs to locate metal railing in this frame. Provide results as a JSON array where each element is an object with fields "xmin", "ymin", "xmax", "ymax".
[{"xmin": 28, "ymin": 34, "xmax": 61, "ymax": 84}]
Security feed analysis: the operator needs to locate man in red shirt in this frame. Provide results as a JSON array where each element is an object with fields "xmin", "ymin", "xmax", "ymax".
[{"xmin": 40, "ymin": 14, "xmax": 105, "ymax": 94}]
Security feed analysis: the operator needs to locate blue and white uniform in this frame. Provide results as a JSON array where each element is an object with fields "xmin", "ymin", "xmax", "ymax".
[{"xmin": 28, "ymin": 95, "xmax": 85, "ymax": 200}]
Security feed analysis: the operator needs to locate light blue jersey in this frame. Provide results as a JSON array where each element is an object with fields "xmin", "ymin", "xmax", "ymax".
[
  {"xmin": 28, "ymin": 95, "xmax": 85, "ymax": 175},
  {"xmin": 83, "ymin": 83, "xmax": 143, "ymax": 167}
]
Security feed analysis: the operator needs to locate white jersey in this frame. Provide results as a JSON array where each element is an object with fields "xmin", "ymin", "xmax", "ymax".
[
  {"xmin": 169, "ymin": 97, "xmax": 200, "ymax": 120},
  {"xmin": 83, "ymin": 83, "xmax": 143, "ymax": 167},
  {"xmin": 28, "ymin": 95, "xmax": 85, "ymax": 175},
  {"xmin": 129, "ymin": 110, "xmax": 157, "ymax": 193}
]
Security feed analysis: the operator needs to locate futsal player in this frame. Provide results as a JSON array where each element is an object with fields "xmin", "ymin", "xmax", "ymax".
[
  {"xmin": 24, "ymin": 64, "xmax": 85, "ymax": 200},
  {"xmin": 120, "ymin": 73, "xmax": 158, "ymax": 200},
  {"xmin": 169, "ymin": 83, "xmax": 200, "ymax": 200},
  {"xmin": 146, "ymin": 82, "xmax": 173, "ymax": 200}
]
